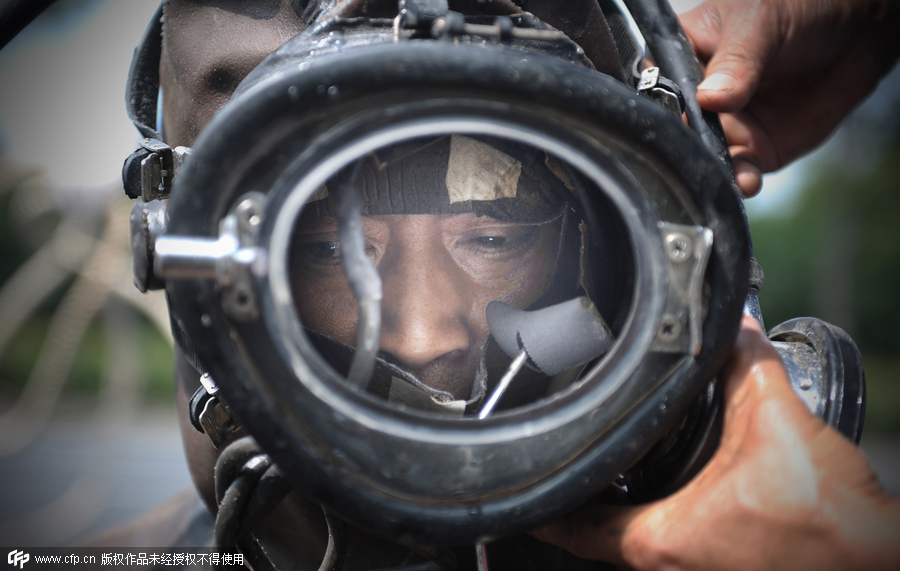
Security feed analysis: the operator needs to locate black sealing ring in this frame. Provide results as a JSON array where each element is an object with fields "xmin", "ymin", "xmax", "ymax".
[
  {"xmin": 166, "ymin": 41, "xmax": 749, "ymax": 544},
  {"xmin": 769, "ymin": 317, "xmax": 866, "ymax": 443}
]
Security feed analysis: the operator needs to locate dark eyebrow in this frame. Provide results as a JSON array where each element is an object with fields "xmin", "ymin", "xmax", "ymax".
[{"xmin": 295, "ymin": 216, "xmax": 338, "ymax": 234}]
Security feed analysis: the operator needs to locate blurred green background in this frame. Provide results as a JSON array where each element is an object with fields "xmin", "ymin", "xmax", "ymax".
[
  {"xmin": 0, "ymin": 164, "xmax": 175, "ymax": 405},
  {"xmin": 0, "ymin": 0, "xmax": 173, "ymax": 412}
]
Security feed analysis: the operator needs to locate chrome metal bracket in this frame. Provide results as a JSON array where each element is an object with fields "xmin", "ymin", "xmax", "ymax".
[
  {"xmin": 637, "ymin": 67, "xmax": 686, "ymax": 117},
  {"xmin": 130, "ymin": 198, "xmax": 168, "ymax": 292},
  {"xmin": 651, "ymin": 222, "xmax": 713, "ymax": 355},
  {"xmin": 153, "ymin": 192, "xmax": 266, "ymax": 321}
]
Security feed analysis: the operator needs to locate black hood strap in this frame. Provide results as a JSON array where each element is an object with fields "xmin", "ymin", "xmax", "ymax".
[
  {"xmin": 167, "ymin": 293, "xmax": 207, "ymax": 374},
  {"xmin": 126, "ymin": 2, "xmax": 164, "ymax": 141}
]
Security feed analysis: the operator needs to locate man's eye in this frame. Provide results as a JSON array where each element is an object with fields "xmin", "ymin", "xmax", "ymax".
[
  {"xmin": 298, "ymin": 240, "xmax": 380, "ymax": 267},
  {"xmin": 465, "ymin": 227, "xmax": 539, "ymax": 257},
  {"xmin": 305, "ymin": 241, "xmax": 340, "ymax": 260},
  {"xmin": 474, "ymin": 236, "xmax": 508, "ymax": 247}
]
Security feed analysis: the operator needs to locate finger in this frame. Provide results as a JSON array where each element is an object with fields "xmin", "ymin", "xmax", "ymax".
[
  {"xmin": 529, "ymin": 504, "xmax": 652, "ymax": 565},
  {"xmin": 731, "ymin": 148, "xmax": 762, "ymax": 197},
  {"xmin": 678, "ymin": 2, "xmax": 725, "ymax": 63},
  {"xmin": 720, "ymin": 315, "xmax": 803, "ymax": 421},
  {"xmin": 720, "ymin": 315, "xmax": 773, "ymax": 404},
  {"xmin": 695, "ymin": 1, "xmax": 781, "ymax": 113},
  {"xmin": 719, "ymin": 111, "xmax": 781, "ymax": 194}
]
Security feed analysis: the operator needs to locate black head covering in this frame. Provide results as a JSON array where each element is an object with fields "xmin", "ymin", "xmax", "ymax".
[{"xmin": 302, "ymin": 135, "xmax": 576, "ymax": 223}]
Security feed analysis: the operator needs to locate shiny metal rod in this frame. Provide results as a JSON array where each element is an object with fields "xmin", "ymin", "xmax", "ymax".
[
  {"xmin": 475, "ymin": 541, "xmax": 490, "ymax": 571},
  {"xmin": 478, "ymin": 349, "xmax": 528, "ymax": 419}
]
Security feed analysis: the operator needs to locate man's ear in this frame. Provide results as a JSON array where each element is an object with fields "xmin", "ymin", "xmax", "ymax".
[{"xmin": 513, "ymin": 0, "xmax": 625, "ymax": 81}]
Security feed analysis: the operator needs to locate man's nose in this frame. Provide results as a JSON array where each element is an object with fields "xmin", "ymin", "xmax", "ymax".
[{"xmin": 378, "ymin": 236, "xmax": 472, "ymax": 370}]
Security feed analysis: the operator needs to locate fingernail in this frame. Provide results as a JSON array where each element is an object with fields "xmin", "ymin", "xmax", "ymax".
[
  {"xmin": 698, "ymin": 73, "xmax": 736, "ymax": 93},
  {"xmin": 734, "ymin": 158, "xmax": 763, "ymax": 197}
]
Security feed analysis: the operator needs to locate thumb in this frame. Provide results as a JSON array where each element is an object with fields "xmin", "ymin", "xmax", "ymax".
[{"xmin": 693, "ymin": 1, "xmax": 781, "ymax": 113}]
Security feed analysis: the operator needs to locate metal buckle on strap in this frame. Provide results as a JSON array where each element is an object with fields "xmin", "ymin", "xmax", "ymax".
[{"xmin": 122, "ymin": 139, "xmax": 191, "ymax": 202}]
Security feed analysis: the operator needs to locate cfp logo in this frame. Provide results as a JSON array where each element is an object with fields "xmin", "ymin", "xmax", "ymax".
[{"xmin": 7, "ymin": 550, "xmax": 29, "ymax": 569}]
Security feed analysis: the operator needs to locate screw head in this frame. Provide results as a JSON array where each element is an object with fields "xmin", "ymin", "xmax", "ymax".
[
  {"xmin": 665, "ymin": 233, "xmax": 692, "ymax": 263},
  {"xmin": 222, "ymin": 278, "xmax": 259, "ymax": 321},
  {"xmin": 236, "ymin": 198, "xmax": 261, "ymax": 226},
  {"xmin": 657, "ymin": 314, "xmax": 682, "ymax": 343}
]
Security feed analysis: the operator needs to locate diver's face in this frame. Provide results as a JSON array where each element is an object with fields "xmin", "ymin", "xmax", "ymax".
[{"xmin": 292, "ymin": 213, "xmax": 562, "ymax": 399}]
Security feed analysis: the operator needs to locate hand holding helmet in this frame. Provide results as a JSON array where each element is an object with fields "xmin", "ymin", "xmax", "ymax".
[
  {"xmin": 681, "ymin": 0, "xmax": 900, "ymax": 197},
  {"xmin": 533, "ymin": 314, "xmax": 900, "ymax": 570}
]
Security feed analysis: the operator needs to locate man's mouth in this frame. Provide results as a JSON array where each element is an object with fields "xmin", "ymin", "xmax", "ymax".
[{"xmin": 306, "ymin": 329, "xmax": 488, "ymax": 416}]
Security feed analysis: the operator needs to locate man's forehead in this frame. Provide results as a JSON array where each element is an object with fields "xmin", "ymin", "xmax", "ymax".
[
  {"xmin": 159, "ymin": 0, "xmax": 624, "ymax": 145},
  {"xmin": 161, "ymin": 0, "xmax": 306, "ymax": 144},
  {"xmin": 164, "ymin": 0, "xmax": 305, "ymax": 83}
]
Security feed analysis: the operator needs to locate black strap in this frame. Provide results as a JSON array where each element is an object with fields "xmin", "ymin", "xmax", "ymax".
[
  {"xmin": 168, "ymin": 291, "xmax": 207, "ymax": 374},
  {"xmin": 126, "ymin": 2, "xmax": 164, "ymax": 141}
]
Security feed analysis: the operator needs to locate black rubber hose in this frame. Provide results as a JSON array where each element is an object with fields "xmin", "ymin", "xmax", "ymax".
[
  {"xmin": 235, "ymin": 465, "xmax": 293, "ymax": 539},
  {"xmin": 214, "ymin": 436, "xmax": 345, "ymax": 570},
  {"xmin": 215, "ymin": 437, "xmax": 294, "ymax": 542},
  {"xmin": 215, "ymin": 436, "xmax": 266, "ymax": 504},
  {"xmin": 319, "ymin": 509, "xmax": 348, "ymax": 571},
  {"xmin": 215, "ymin": 455, "xmax": 272, "ymax": 559},
  {"xmin": 622, "ymin": 0, "xmax": 731, "ymax": 174},
  {"xmin": 237, "ymin": 536, "xmax": 280, "ymax": 571}
]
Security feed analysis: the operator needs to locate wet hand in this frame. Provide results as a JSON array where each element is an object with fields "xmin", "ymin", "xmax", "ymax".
[{"xmin": 531, "ymin": 315, "xmax": 900, "ymax": 570}]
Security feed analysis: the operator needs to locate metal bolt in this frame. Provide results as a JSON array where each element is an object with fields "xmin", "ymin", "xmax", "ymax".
[
  {"xmin": 665, "ymin": 233, "xmax": 692, "ymax": 263},
  {"xmin": 234, "ymin": 192, "xmax": 266, "ymax": 244},
  {"xmin": 236, "ymin": 200, "xmax": 259, "ymax": 224},
  {"xmin": 657, "ymin": 314, "xmax": 682, "ymax": 343},
  {"xmin": 222, "ymin": 278, "xmax": 259, "ymax": 321}
]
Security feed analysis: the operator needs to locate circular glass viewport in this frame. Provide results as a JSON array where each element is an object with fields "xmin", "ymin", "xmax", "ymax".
[{"xmin": 271, "ymin": 123, "xmax": 639, "ymax": 422}]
